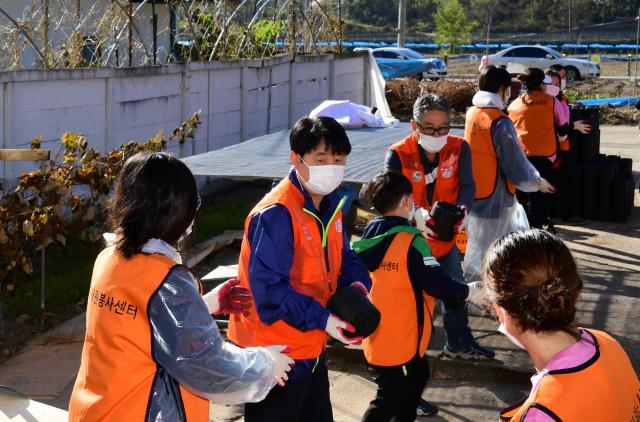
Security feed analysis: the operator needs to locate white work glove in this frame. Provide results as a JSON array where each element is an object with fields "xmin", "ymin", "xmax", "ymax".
[
  {"xmin": 414, "ymin": 207, "xmax": 438, "ymax": 240},
  {"xmin": 262, "ymin": 345, "xmax": 295, "ymax": 387},
  {"xmin": 573, "ymin": 120, "xmax": 592, "ymax": 134},
  {"xmin": 325, "ymin": 314, "xmax": 363, "ymax": 345},
  {"xmin": 466, "ymin": 281, "xmax": 486, "ymax": 307},
  {"xmin": 538, "ymin": 177, "xmax": 556, "ymax": 194}
]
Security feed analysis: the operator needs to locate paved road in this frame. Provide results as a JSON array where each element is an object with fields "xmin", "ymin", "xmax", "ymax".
[{"xmin": 3, "ymin": 126, "xmax": 638, "ymax": 421}]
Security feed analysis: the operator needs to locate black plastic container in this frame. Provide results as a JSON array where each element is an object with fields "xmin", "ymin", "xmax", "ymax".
[
  {"xmin": 427, "ymin": 201, "xmax": 465, "ymax": 242},
  {"xmin": 611, "ymin": 174, "xmax": 633, "ymax": 222},
  {"xmin": 563, "ymin": 164, "xmax": 583, "ymax": 220},
  {"xmin": 580, "ymin": 164, "xmax": 597, "ymax": 220},
  {"xmin": 620, "ymin": 158, "xmax": 633, "ymax": 176},
  {"xmin": 326, "ymin": 285, "xmax": 381, "ymax": 339},
  {"xmin": 595, "ymin": 156, "xmax": 616, "ymax": 220},
  {"xmin": 577, "ymin": 130, "xmax": 600, "ymax": 163}
]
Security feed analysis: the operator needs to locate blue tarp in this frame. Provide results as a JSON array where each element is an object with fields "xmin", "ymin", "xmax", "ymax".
[
  {"xmin": 577, "ymin": 96, "xmax": 639, "ymax": 107},
  {"xmin": 375, "ymin": 57, "xmax": 441, "ymax": 79}
]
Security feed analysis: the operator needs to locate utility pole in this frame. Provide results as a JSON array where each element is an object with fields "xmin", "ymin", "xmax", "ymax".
[
  {"xmin": 397, "ymin": 0, "xmax": 407, "ymax": 48},
  {"xmin": 486, "ymin": 6, "xmax": 492, "ymax": 59},
  {"xmin": 634, "ymin": 7, "xmax": 639, "ymax": 98},
  {"xmin": 568, "ymin": 0, "xmax": 572, "ymax": 41}
]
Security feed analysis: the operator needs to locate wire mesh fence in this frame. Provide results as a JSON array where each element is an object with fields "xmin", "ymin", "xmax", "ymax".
[{"xmin": 0, "ymin": 0, "xmax": 344, "ymax": 71}]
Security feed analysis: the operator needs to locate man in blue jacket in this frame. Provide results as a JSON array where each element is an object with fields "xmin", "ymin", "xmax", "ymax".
[{"xmin": 228, "ymin": 116, "xmax": 372, "ymax": 422}]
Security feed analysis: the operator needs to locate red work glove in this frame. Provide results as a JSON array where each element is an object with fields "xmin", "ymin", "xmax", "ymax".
[
  {"xmin": 203, "ymin": 278, "xmax": 252, "ymax": 315},
  {"xmin": 453, "ymin": 205, "xmax": 467, "ymax": 234}
]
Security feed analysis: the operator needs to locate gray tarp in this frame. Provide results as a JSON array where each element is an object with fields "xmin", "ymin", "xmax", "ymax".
[{"xmin": 183, "ymin": 123, "xmax": 464, "ymax": 184}]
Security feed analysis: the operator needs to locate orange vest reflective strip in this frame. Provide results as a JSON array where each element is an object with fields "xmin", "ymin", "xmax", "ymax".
[
  {"xmin": 508, "ymin": 91, "xmax": 557, "ymax": 157},
  {"xmin": 389, "ymin": 133, "xmax": 462, "ymax": 258},
  {"xmin": 362, "ymin": 232, "xmax": 436, "ymax": 366},
  {"xmin": 69, "ymin": 248, "xmax": 209, "ymax": 421},
  {"xmin": 465, "ymin": 106, "xmax": 516, "ymax": 199},
  {"xmin": 227, "ymin": 177, "xmax": 343, "ymax": 360},
  {"xmin": 499, "ymin": 329, "xmax": 640, "ymax": 422}
]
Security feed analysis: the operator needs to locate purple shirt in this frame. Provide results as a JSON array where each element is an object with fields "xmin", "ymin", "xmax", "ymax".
[{"xmin": 523, "ymin": 329, "xmax": 597, "ymax": 421}]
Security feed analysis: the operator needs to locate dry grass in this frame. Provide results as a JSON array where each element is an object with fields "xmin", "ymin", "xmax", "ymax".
[
  {"xmin": 386, "ymin": 76, "xmax": 638, "ymax": 126},
  {"xmin": 386, "ymin": 78, "xmax": 475, "ymax": 124}
]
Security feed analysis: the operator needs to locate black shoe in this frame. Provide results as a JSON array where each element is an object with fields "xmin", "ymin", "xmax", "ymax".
[
  {"xmin": 441, "ymin": 344, "xmax": 495, "ymax": 360},
  {"xmin": 416, "ymin": 399, "xmax": 439, "ymax": 417}
]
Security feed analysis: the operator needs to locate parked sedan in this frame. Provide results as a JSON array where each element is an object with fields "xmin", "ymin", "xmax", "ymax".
[
  {"xmin": 372, "ymin": 47, "xmax": 447, "ymax": 80},
  {"xmin": 479, "ymin": 45, "xmax": 600, "ymax": 80}
]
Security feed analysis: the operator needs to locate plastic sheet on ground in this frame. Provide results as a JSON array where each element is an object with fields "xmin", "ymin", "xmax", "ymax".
[
  {"xmin": 577, "ymin": 96, "xmax": 639, "ymax": 108},
  {"xmin": 463, "ymin": 202, "xmax": 529, "ymax": 282},
  {"xmin": 309, "ymin": 100, "xmax": 398, "ymax": 128},
  {"xmin": 374, "ymin": 57, "xmax": 440, "ymax": 79}
]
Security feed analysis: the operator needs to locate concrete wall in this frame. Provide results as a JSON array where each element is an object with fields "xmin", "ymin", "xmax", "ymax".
[{"xmin": 0, "ymin": 52, "xmax": 369, "ymax": 185}]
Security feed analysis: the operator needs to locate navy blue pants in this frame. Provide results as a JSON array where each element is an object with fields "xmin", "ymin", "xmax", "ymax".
[
  {"xmin": 244, "ymin": 358, "xmax": 332, "ymax": 422},
  {"xmin": 362, "ymin": 354, "xmax": 430, "ymax": 422},
  {"xmin": 438, "ymin": 247, "xmax": 476, "ymax": 350}
]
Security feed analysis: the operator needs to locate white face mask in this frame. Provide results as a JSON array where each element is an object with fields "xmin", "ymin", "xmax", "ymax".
[
  {"xmin": 406, "ymin": 198, "xmax": 417, "ymax": 221},
  {"xmin": 498, "ymin": 323, "xmax": 525, "ymax": 349},
  {"xmin": 544, "ymin": 84, "xmax": 560, "ymax": 97},
  {"xmin": 496, "ymin": 306, "xmax": 525, "ymax": 349},
  {"xmin": 560, "ymin": 78, "xmax": 567, "ymax": 90},
  {"xmin": 299, "ymin": 156, "xmax": 344, "ymax": 196},
  {"xmin": 177, "ymin": 219, "xmax": 195, "ymax": 243},
  {"xmin": 503, "ymin": 86, "xmax": 511, "ymax": 105},
  {"xmin": 419, "ymin": 134, "xmax": 448, "ymax": 153}
]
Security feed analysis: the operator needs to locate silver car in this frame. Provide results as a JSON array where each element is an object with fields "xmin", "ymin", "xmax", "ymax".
[{"xmin": 479, "ymin": 45, "xmax": 600, "ymax": 80}]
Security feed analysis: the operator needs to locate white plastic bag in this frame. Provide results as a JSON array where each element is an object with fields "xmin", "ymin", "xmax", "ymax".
[{"xmin": 463, "ymin": 202, "xmax": 529, "ymax": 282}]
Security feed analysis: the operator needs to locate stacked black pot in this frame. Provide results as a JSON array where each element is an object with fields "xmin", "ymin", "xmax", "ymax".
[{"xmin": 555, "ymin": 105, "xmax": 636, "ymax": 222}]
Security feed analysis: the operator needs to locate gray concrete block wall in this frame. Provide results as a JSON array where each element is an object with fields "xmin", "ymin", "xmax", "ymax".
[{"xmin": 0, "ymin": 53, "xmax": 369, "ymax": 187}]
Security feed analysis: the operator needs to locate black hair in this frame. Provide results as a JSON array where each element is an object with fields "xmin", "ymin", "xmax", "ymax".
[
  {"xmin": 478, "ymin": 65, "xmax": 512, "ymax": 93},
  {"xmin": 483, "ymin": 229, "xmax": 583, "ymax": 333},
  {"xmin": 544, "ymin": 69, "xmax": 561, "ymax": 82},
  {"xmin": 289, "ymin": 116, "xmax": 351, "ymax": 157},
  {"xmin": 548, "ymin": 64, "xmax": 566, "ymax": 74},
  {"xmin": 108, "ymin": 151, "xmax": 198, "ymax": 259},
  {"xmin": 366, "ymin": 171, "xmax": 413, "ymax": 215},
  {"xmin": 413, "ymin": 93, "xmax": 451, "ymax": 121},
  {"xmin": 517, "ymin": 67, "xmax": 546, "ymax": 92}
]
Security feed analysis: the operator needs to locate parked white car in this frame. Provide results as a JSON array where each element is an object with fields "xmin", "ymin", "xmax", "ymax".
[{"xmin": 479, "ymin": 45, "xmax": 600, "ymax": 80}]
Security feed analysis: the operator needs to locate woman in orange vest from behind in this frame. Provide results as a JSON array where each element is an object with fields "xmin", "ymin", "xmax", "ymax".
[
  {"xmin": 482, "ymin": 229, "xmax": 640, "ymax": 421},
  {"xmin": 69, "ymin": 152, "xmax": 293, "ymax": 421},
  {"xmin": 351, "ymin": 171, "xmax": 485, "ymax": 420},
  {"xmin": 507, "ymin": 68, "xmax": 563, "ymax": 230},
  {"xmin": 463, "ymin": 65, "xmax": 554, "ymax": 281}
]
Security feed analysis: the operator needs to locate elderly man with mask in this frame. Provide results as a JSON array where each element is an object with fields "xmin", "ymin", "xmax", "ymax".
[
  {"xmin": 385, "ymin": 93, "xmax": 494, "ymax": 416},
  {"xmin": 228, "ymin": 116, "xmax": 371, "ymax": 422}
]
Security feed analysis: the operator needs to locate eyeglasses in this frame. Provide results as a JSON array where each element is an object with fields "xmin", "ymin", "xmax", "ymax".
[{"xmin": 416, "ymin": 122, "xmax": 450, "ymax": 136}]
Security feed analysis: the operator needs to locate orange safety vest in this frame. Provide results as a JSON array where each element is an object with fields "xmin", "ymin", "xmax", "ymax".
[
  {"xmin": 362, "ymin": 232, "xmax": 436, "ymax": 366},
  {"xmin": 499, "ymin": 329, "xmax": 640, "ymax": 422},
  {"xmin": 507, "ymin": 90, "xmax": 557, "ymax": 157},
  {"xmin": 69, "ymin": 248, "xmax": 209, "ymax": 421},
  {"xmin": 465, "ymin": 106, "xmax": 516, "ymax": 199},
  {"xmin": 227, "ymin": 177, "xmax": 343, "ymax": 360},
  {"xmin": 389, "ymin": 133, "xmax": 462, "ymax": 258}
]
